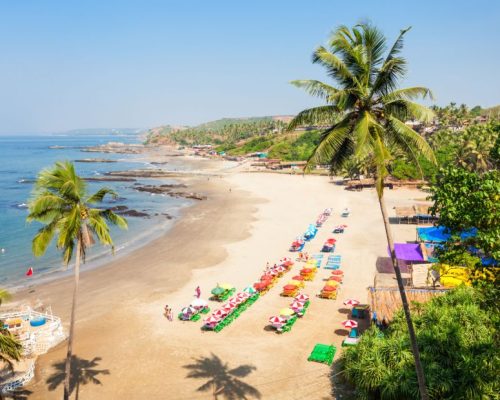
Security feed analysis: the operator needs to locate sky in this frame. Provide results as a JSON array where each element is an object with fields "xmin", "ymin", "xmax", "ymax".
[{"xmin": 0, "ymin": 0, "xmax": 499, "ymax": 133}]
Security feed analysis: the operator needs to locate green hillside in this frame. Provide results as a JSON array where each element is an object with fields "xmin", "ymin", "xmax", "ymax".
[{"xmin": 145, "ymin": 116, "xmax": 290, "ymax": 146}]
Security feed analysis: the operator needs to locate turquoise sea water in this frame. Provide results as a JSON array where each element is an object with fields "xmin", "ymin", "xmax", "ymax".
[{"xmin": 0, "ymin": 135, "xmax": 190, "ymax": 288}]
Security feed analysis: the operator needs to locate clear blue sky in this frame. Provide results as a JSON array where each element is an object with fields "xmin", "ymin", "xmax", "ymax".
[{"xmin": 0, "ymin": 0, "xmax": 498, "ymax": 133}]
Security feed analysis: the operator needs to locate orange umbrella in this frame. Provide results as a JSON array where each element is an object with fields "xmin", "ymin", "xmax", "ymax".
[{"xmin": 322, "ymin": 285, "xmax": 337, "ymax": 292}]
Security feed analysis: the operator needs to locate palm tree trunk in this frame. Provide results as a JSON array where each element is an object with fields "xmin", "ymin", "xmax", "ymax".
[
  {"xmin": 63, "ymin": 239, "xmax": 81, "ymax": 400},
  {"xmin": 378, "ymin": 192, "xmax": 429, "ymax": 400}
]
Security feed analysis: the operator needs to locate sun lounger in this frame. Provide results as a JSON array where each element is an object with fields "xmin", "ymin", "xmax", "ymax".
[
  {"xmin": 342, "ymin": 337, "xmax": 360, "ymax": 347},
  {"xmin": 307, "ymin": 344, "xmax": 336, "ymax": 365}
]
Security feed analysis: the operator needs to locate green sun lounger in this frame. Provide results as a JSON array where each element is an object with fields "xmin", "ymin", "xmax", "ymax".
[{"xmin": 307, "ymin": 344, "xmax": 336, "ymax": 365}]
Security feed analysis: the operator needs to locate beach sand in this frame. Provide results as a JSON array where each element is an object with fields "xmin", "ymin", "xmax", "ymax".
[{"xmin": 14, "ymin": 164, "xmax": 426, "ymax": 399}]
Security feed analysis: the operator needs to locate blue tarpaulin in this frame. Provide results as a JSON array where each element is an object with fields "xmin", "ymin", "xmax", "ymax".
[{"xmin": 416, "ymin": 226, "xmax": 477, "ymax": 243}]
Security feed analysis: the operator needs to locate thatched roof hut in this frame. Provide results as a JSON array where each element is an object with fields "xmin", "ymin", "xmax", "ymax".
[{"xmin": 368, "ymin": 286, "xmax": 448, "ymax": 322}]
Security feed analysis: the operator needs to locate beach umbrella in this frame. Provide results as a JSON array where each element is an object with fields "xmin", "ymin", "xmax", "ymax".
[
  {"xmin": 326, "ymin": 280, "xmax": 340, "ymax": 287},
  {"xmin": 211, "ymin": 287, "xmax": 225, "ymax": 295},
  {"xmin": 295, "ymin": 294, "xmax": 309, "ymax": 302},
  {"xmin": 269, "ymin": 316, "xmax": 286, "ymax": 324},
  {"xmin": 275, "ymin": 265, "xmax": 287, "ymax": 273},
  {"xmin": 204, "ymin": 316, "xmax": 220, "ymax": 324},
  {"xmin": 220, "ymin": 283, "xmax": 233, "ymax": 290},
  {"xmin": 330, "ymin": 276, "xmax": 342, "ymax": 282},
  {"xmin": 291, "ymin": 275, "xmax": 304, "ymax": 281},
  {"xmin": 290, "ymin": 301, "xmax": 304, "ymax": 310},
  {"xmin": 190, "ymin": 298, "xmax": 208, "ymax": 309},
  {"xmin": 283, "ymin": 284, "xmax": 298, "ymax": 291},
  {"xmin": 181, "ymin": 306, "xmax": 196, "ymax": 315},
  {"xmin": 260, "ymin": 274, "xmax": 273, "ymax": 281},
  {"xmin": 214, "ymin": 309, "xmax": 228, "ymax": 318},
  {"xmin": 322, "ymin": 285, "xmax": 337, "ymax": 292},
  {"xmin": 243, "ymin": 286, "xmax": 256, "ymax": 294},
  {"xmin": 331, "ymin": 270, "xmax": 343, "ymax": 275},
  {"xmin": 343, "ymin": 299, "xmax": 360, "ymax": 306},
  {"xmin": 222, "ymin": 304, "xmax": 235, "ymax": 312},
  {"xmin": 288, "ymin": 280, "xmax": 302, "ymax": 286},
  {"xmin": 282, "ymin": 260, "xmax": 293, "ymax": 267},
  {"xmin": 342, "ymin": 320, "xmax": 358, "ymax": 328},
  {"xmin": 301, "ymin": 268, "xmax": 313, "ymax": 274},
  {"xmin": 279, "ymin": 308, "xmax": 295, "ymax": 317}
]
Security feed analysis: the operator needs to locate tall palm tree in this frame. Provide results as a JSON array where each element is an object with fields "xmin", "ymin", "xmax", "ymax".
[
  {"xmin": 27, "ymin": 161, "xmax": 127, "ymax": 400},
  {"xmin": 288, "ymin": 24, "xmax": 435, "ymax": 399}
]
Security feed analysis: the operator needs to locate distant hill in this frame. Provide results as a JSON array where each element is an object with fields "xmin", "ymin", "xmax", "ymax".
[{"xmin": 145, "ymin": 116, "xmax": 293, "ymax": 146}]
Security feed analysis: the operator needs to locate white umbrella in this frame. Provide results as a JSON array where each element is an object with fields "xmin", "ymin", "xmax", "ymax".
[{"xmin": 190, "ymin": 298, "xmax": 208, "ymax": 309}]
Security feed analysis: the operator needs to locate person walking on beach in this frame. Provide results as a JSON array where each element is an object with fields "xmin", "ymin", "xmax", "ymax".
[
  {"xmin": 164, "ymin": 305, "xmax": 170, "ymax": 318},
  {"xmin": 195, "ymin": 286, "xmax": 201, "ymax": 298},
  {"xmin": 167, "ymin": 308, "xmax": 173, "ymax": 321}
]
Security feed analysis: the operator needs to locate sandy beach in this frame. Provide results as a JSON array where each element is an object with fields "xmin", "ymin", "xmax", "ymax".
[{"xmin": 12, "ymin": 158, "xmax": 425, "ymax": 400}]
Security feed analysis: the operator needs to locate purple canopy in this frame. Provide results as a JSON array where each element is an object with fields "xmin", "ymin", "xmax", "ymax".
[{"xmin": 391, "ymin": 243, "xmax": 426, "ymax": 262}]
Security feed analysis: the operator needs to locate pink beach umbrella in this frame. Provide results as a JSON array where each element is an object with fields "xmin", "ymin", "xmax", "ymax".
[
  {"xmin": 290, "ymin": 301, "xmax": 305, "ymax": 310},
  {"xmin": 295, "ymin": 294, "xmax": 310, "ymax": 302},
  {"xmin": 269, "ymin": 316, "xmax": 286, "ymax": 325},
  {"xmin": 204, "ymin": 315, "xmax": 220, "ymax": 324},
  {"xmin": 214, "ymin": 309, "xmax": 228, "ymax": 318},
  {"xmin": 237, "ymin": 292, "xmax": 249, "ymax": 299},
  {"xmin": 343, "ymin": 299, "xmax": 360, "ymax": 306},
  {"xmin": 341, "ymin": 319, "xmax": 358, "ymax": 329},
  {"xmin": 222, "ymin": 304, "xmax": 235, "ymax": 312}
]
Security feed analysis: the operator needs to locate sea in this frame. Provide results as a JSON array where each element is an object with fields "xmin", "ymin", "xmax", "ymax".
[{"xmin": 0, "ymin": 134, "xmax": 191, "ymax": 289}]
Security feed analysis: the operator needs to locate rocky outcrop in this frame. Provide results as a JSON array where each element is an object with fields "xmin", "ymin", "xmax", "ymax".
[{"xmin": 75, "ymin": 158, "xmax": 117, "ymax": 163}]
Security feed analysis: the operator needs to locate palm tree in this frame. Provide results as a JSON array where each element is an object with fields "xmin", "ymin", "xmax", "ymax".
[
  {"xmin": 27, "ymin": 161, "xmax": 127, "ymax": 400},
  {"xmin": 288, "ymin": 24, "xmax": 435, "ymax": 399}
]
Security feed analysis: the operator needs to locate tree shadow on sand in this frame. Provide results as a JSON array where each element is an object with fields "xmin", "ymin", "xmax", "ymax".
[
  {"xmin": 184, "ymin": 353, "xmax": 261, "ymax": 400},
  {"xmin": 2, "ymin": 389, "xmax": 33, "ymax": 400},
  {"xmin": 46, "ymin": 356, "xmax": 110, "ymax": 400}
]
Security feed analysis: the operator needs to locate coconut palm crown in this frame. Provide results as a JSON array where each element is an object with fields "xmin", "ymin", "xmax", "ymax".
[
  {"xmin": 27, "ymin": 160, "xmax": 127, "ymax": 264},
  {"xmin": 288, "ymin": 24, "xmax": 436, "ymax": 193}
]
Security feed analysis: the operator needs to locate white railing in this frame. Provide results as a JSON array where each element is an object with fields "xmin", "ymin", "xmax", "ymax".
[{"xmin": 1, "ymin": 361, "xmax": 35, "ymax": 394}]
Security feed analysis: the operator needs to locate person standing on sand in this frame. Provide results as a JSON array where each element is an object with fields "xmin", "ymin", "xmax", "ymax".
[{"xmin": 195, "ymin": 286, "xmax": 201, "ymax": 298}]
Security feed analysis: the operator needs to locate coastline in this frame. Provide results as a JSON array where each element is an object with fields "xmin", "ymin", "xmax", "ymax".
[{"xmin": 13, "ymin": 164, "xmax": 426, "ymax": 399}]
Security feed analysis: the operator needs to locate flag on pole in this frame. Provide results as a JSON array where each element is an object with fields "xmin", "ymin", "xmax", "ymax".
[{"xmin": 26, "ymin": 267, "xmax": 33, "ymax": 277}]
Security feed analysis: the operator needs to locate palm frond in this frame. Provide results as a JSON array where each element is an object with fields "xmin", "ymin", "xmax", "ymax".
[
  {"xmin": 382, "ymin": 87, "xmax": 434, "ymax": 102},
  {"xmin": 312, "ymin": 46, "xmax": 357, "ymax": 87},
  {"xmin": 286, "ymin": 105, "xmax": 340, "ymax": 132},
  {"xmin": 32, "ymin": 220, "xmax": 58, "ymax": 257},
  {"xmin": 86, "ymin": 188, "xmax": 118, "ymax": 204},
  {"xmin": 387, "ymin": 117, "xmax": 437, "ymax": 163},
  {"xmin": 371, "ymin": 27, "xmax": 411, "ymax": 96},
  {"xmin": 385, "ymin": 99, "xmax": 435, "ymax": 123},
  {"xmin": 289, "ymin": 80, "xmax": 344, "ymax": 103},
  {"xmin": 305, "ymin": 116, "xmax": 354, "ymax": 171}
]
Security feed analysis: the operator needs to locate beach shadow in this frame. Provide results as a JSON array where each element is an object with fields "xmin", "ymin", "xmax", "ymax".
[
  {"xmin": 46, "ymin": 356, "xmax": 110, "ymax": 400},
  {"xmin": 334, "ymin": 329, "xmax": 349, "ymax": 336},
  {"xmin": 2, "ymin": 389, "xmax": 33, "ymax": 400},
  {"xmin": 183, "ymin": 353, "xmax": 261, "ymax": 399},
  {"xmin": 337, "ymin": 308, "xmax": 351, "ymax": 315},
  {"xmin": 376, "ymin": 257, "xmax": 411, "ymax": 274},
  {"xmin": 263, "ymin": 325, "xmax": 275, "ymax": 332}
]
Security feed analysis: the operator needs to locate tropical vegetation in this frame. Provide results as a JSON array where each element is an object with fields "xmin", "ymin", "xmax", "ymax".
[
  {"xmin": 288, "ymin": 23, "xmax": 436, "ymax": 398},
  {"xmin": 147, "ymin": 117, "xmax": 286, "ymax": 146},
  {"xmin": 27, "ymin": 161, "xmax": 127, "ymax": 400},
  {"xmin": 0, "ymin": 288, "xmax": 23, "ymax": 372},
  {"xmin": 340, "ymin": 286, "xmax": 500, "ymax": 400},
  {"xmin": 429, "ymin": 167, "xmax": 499, "ymax": 284}
]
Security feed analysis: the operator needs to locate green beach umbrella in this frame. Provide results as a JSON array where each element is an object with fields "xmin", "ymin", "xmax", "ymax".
[
  {"xmin": 243, "ymin": 286, "xmax": 256, "ymax": 294},
  {"xmin": 211, "ymin": 287, "xmax": 225, "ymax": 295}
]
